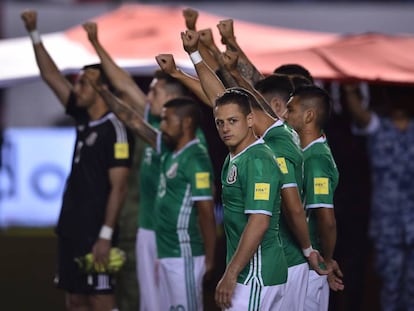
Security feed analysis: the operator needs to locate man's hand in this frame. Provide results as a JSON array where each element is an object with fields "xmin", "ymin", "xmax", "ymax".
[
  {"xmin": 92, "ymin": 238, "xmax": 111, "ymax": 272},
  {"xmin": 155, "ymin": 54, "xmax": 178, "ymax": 76},
  {"xmin": 183, "ymin": 8, "xmax": 198, "ymax": 31},
  {"xmin": 217, "ymin": 19, "xmax": 235, "ymax": 45},
  {"xmin": 82, "ymin": 22, "xmax": 99, "ymax": 45},
  {"xmin": 221, "ymin": 49, "xmax": 239, "ymax": 72},
  {"xmin": 199, "ymin": 28, "xmax": 215, "ymax": 48},
  {"xmin": 326, "ymin": 259, "xmax": 344, "ymax": 291},
  {"xmin": 181, "ymin": 30, "xmax": 200, "ymax": 54},
  {"xmin": 215, "ymin": 270, "xmax": 237, "ymax": 310},
  {"xmin": 307, "ymin": 249, "xmax": 331, "ymax": 275},
  {"xmin": 21, "ymin": 10, "xmax": 37, "ymax": 32}
]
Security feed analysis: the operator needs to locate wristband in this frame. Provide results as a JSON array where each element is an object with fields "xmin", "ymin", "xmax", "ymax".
[
  {"xmin": 302, "ymin": 246, "xmax": 315, "ymax": 258},
  {"xmin": 29, "ymin": 30, "xmax": 42, "ymax": 45},
  {"xmin": 189, "ymin": 51, "xmax": 203, "ymax": 65},
  {"xmin": 99, "ymin": 225, "xmax": 113, "ymax": 240}
]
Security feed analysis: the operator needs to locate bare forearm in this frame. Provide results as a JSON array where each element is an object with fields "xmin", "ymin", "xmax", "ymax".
[
  {"xmin": 281, "ymin": 187, "xmax": 311, "ymax": 249},
  {"xmin": 99, "ymin": 87, "xmax": 157, "ymax": 148},
  {"xmin": 33, "ymin": 43, "xmax": 71, "ymax": 105},
  {"xmin": 194, "ymin": 61, "xmax": 226, "ymax": 106},
  {"xmin": 316, "ymin": 210, "xmax": 337, "ymax": 260},
  {"xmin": 171, "ymin": 69, "xmax": 211, "ymax": 107},
  {"xmin": 225, "ymin": 214, "xmax": 268, "ymax": 278},
  {"xmin": 198, "ymin": 202, "xmax": 217, "ymax": 265},
  {"xmin": 226, "ymin": 38, "xmax": 264, "ymax": 84},
  {"xmin": 103, "ymin": 168, "xmax": 130, "ymax": 230},
  {"xmin": 90, "ymin": 40, "xmax": 146, "ymax": 115}
]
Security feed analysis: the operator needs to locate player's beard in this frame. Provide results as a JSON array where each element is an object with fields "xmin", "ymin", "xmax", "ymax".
[{"xmin": 162, "ymin": 133, "xmax": 178, "ymax": 151}]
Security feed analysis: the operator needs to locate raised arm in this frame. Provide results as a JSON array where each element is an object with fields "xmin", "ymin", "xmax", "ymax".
[
  {"xmin": 21, "ymin": 10, "xmax": 72, "ymax": 106},
  {"xmin": 155, "ymin": 54, "xmax": 210, "ymax": 106},
  {"xmin": 82, "ymin": 22, "xmax": 146, "ymax": 117},
  {"xmin": 85, "ymin": 71, "xmax": 157, "ymax": 148},
  {"xmin": 217, "ymin": 19, "xmax": 265, "ymax": 85},
  {"xmin": 181, "ymin": 30, "xmax": 225, "ymax": 107},
  {"xmin": 342, "ymin": 83, "xmax": 371, "ymax": 128},
  {"xmin": 199, "ymin": 28, "xmax": 237, "ymax": 88}
]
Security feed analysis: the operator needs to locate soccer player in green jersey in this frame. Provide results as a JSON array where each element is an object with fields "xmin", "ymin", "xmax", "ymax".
[
  {"xmin": 86, "ymin": 77, "xmax": 217, "ymax": 311},
  {"xmin": 179, "ymin": 29, "xmax": 328, "ymax": 310},
  {"xmin": 213, "ymin": 88, "xmax": 288, "ymax": 310},
  {"xmin": 283, "ymin": 85, "xmax": 344, "ymax": 311},
  {"xmin": 82, "ymin": 22, "xmax": 208, "ymax": 311}
]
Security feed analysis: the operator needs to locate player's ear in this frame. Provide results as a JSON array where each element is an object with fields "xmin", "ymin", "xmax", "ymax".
[
  {"xmin": 304, "ymin": 108, "xmax": 315, "ymax": 124},
  {"xmin": 247, "ymin": 112, "xmax": 254, "ymax": 128}
]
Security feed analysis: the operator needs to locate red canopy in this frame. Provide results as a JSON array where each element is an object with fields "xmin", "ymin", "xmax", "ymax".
[{"xmin": 65, "ymin": 4, "xmax": 414, "ymax": 84}]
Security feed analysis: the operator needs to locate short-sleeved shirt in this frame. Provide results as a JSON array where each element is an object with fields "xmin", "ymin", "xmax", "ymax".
[
  {"xmin": 138, "ymin": 109, "xmax": 208, "ymax": 230},
  {"xmin": 303, "ymin": 136, "xmax": 339, "ymax": 252},
  {"xmin": 155, "ymin": 138, "xmax": 214, "ymax": 259},
  {"xmin": 221, "ymin": 139, "xmax": 288, "ymax": 286},
  {"xmin": 262, "ymin": 120, "xmax": 306, "ymax": 267},
  {"xmin": 138, "ymin": 112, "xmax": 162, "ymax": 230},
  {"xmin": 56, "ymin": 93, "xmax": 134, "ymax": 239}
]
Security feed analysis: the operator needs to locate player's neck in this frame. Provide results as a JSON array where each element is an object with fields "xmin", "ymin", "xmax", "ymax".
[
  {"xmin": 88, "ymin": 100, "xmax": 109, "ymax": 121},
  {"xmin": 299, "ymin": 127, "xmax": 322, "ymax": 149}
]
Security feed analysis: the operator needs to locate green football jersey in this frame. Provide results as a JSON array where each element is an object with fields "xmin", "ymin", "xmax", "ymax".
[
  {"xmin": 155, "ymin": 139, "xmax": 214, "ymax": 259},
  {"xmin": 221, "ymin": 139, "xmax": 288, "ymax": 286},
  {"xmin": 303, "ymin": 136, "xmax": 339, "ymax": 253},
  {"xmin": 138, "ymin": 111, "xmax": 208, "ymax": 230},
  {"xmin": 138, "ymin": 114, "xmax": 161, "ymax": 229},
  {"xmin": 263, "ymin": 120, "xmax": 306, "ymax": 267}
]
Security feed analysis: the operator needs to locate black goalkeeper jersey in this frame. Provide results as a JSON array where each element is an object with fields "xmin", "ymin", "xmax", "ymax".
[{"xmin": 56, "ymin": 94, "xmax": 134, "ymax": 238}]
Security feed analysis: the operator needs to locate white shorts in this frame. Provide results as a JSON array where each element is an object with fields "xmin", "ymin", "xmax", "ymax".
[
  {"xmin": 225, "ymin": 281, "xmax": 286, "ymax": 311},
  {"xmin": 280, "ymin": 262, "xmax": 309, "ymax": 311},
  {"xmin": 304, "ymin": 270, "xmax": 329, "ymax": 311},
  {"xmin": 158, "ymin": 255, "xmax": 206, "ymax": 311},
  {"xmin": 136, "ymin": 228, "xmax": 160, "ymax": 311}
]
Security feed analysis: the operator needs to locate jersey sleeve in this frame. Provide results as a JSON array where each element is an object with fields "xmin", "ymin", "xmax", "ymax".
[
  {"xmin": 106, "ymin": 119, "xmax": 135, "ymax": 169},
  {"xmin": 187, "ymin": 149, "xmax": 214, "ymax": 201},
  {"xmin": 304, "ymin": 156, "xmax": 335, "ymax": 209},
  {"xmin": 244, "ymin": 155, "xmax": 281, "ymax": 216},
  {"xmin": 276, "ymin": 156, "xmax": 298, "ymax": 189}
]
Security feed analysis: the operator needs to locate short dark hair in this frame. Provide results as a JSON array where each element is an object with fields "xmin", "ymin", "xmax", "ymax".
[
  {"xmin": 292, "ymin": 85, "xmax": 332, "ymax": 128},
  {"xmin": 153, "ymin": 70, "xmax": 191, "ymax": 97},
  {"xmin": 215, "ymin": 87, "xmax": 258, "ymax": 116},
  {"xmin": 82, "ymin": 63, "xmax": 116, "ymax": 93},
  {"xmin": 163, "ymin": 97, "xmax": 201, "ymax": 130},
  {"xmin": 254, "ymin": 74, "xmax": 294, "ymax": 103},
  {"xmin": 274, "ymin": 63, "xmax": 314, "ymax": 84}
]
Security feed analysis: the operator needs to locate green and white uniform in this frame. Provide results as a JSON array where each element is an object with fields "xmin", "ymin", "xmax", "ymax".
[
  {"xmin": 263, "ymin": 120, "xmax": 305, "ymax": 267},
  {"xmin": 221, "ymin": 139, "xmax": 287, "ymax": 310},
  {"xmin": 156, "ymin": 138, "xmax": 214, "ymax": 311},
  {"xmin": 135, "ymin": 111, "xmax": 162, "ymax": 311},
  {"xmin": 263, "ymin": 120, "xmax": 309, "ymax": 311},
  {"xmin": 303, "ymin": 135, "xmax": 339, "ymax": 311},
  {"xmin": 136, "ymin": 108, "xmax": 208, "ymax": 310}
]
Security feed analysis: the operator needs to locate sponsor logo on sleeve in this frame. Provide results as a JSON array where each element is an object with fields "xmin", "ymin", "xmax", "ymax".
[
  {"xmin": 196, "ymin": 172, "xmax": 210, "ymax": 189},
  {"xmin": 254, "ymin": 183, "xmax": 270, "ymax": 200},
  {"xmin": 314, "ymin": 177, "xmax": 329, "ymax": 194},
  {"xmin": 114, "ymin": 142, "xmax": 129, "ymax": 159},
  {"xmin": 276, "ymin": 157, "xmax": 288, "ymax": 174}
]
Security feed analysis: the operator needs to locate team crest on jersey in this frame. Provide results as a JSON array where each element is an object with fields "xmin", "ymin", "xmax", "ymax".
[
  {"xmin": 85, "ymin": 132, "xmax": 98, "ymax": 146},
  {"xmin": 166, "ymin": 162, "xmax": 179, "ymax": 179},
  {"xmin": 226, "ymin": 164, "xmax": 237, "ymax": 184}
]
